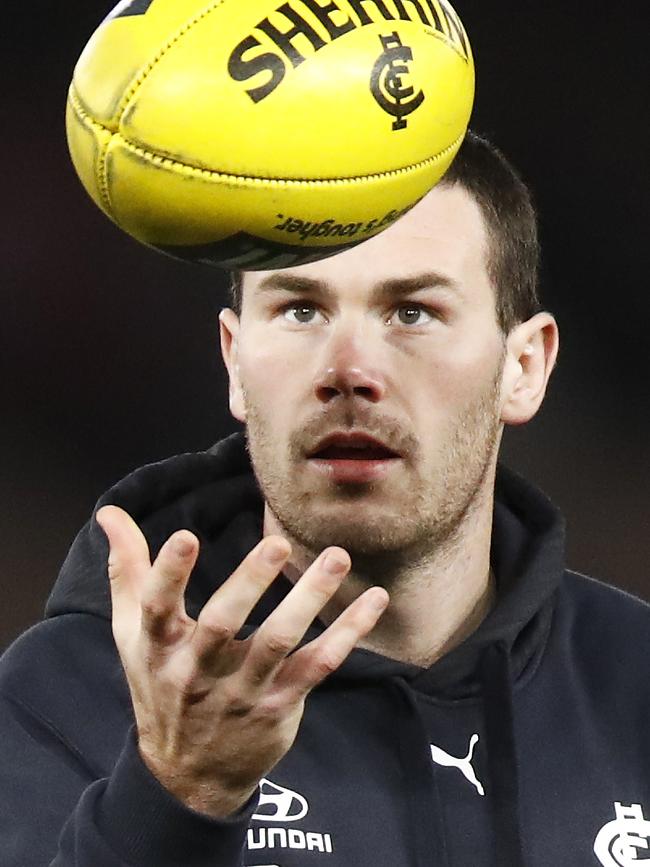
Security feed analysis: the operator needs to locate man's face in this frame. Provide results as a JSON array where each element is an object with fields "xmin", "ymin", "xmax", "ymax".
[{"xmin": 221, "ymin": 184, "xmax": 509, "ymax": 579}]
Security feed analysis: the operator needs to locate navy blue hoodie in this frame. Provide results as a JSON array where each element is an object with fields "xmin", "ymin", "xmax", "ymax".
[{"xmin": 2, "ymin": 431, "xmax": 650, "ymax": 867}]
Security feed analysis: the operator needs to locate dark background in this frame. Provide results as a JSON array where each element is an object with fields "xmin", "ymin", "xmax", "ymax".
[{"xmin": 2, "ymin": 1, "xmax": 647, "ymax": 650}]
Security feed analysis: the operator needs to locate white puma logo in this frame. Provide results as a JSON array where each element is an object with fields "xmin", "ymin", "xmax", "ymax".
[{"xmin": 430, "ymin": 733, "xmax": 485, "ymax": 796}]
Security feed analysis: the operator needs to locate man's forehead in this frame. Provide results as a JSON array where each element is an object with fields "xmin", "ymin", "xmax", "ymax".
[
  {"xmin": 243, "ymin": 184, "xmax": 489, "ymax": 297},
  {"xmin": 383, "ymin": 181, "xmax": 486, "ymax": 243}
]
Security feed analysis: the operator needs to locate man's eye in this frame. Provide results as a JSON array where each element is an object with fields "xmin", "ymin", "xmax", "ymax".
[
  {"xmin": 390, "ymin": 304, "xmax": 437, "ymax": 326},
  {"xmin": 278, "ymin": 301, "xmax": 437, "ymax": 326},
  {"xmin": 280, "ymin": 302, "xmax": 321, "ymax": 325}
]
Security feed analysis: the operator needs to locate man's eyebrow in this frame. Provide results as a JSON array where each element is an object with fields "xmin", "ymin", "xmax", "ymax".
[{"xmin": 255, "ymin": 271, "xmax": 458, "ymax": 303}]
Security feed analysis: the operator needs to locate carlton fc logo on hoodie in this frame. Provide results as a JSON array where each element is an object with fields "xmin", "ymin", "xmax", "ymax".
[
  {"xmin": 594, "ymin": 802, "xmax": 650, "ymax": 865},
  {"xmin": 248, "ymin": 778, "xmax": 334, "ymax": 855}
]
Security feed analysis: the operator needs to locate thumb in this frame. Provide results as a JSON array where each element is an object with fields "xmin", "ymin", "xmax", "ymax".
[{"xmin": 96, "ymin": 505, "xmax": 152, "ymax": 616}]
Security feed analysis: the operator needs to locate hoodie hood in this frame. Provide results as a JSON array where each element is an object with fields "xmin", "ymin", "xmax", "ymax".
[
  {"xmin": 43, "ymin": 430, "xmax": 568, "ymax": 867},
  {"xmin": 45, "ymin": 430, "xmax": 565, "ymax": 698}
]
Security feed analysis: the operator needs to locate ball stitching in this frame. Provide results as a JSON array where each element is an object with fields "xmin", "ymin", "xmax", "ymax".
[{"xmin": 69, "ymin": 87, "xmax": 463, "ymax": 184}]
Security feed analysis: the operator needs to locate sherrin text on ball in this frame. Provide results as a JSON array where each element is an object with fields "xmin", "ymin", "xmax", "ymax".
[{"xmin": 66, "ymin": 0, "xmax": 475, "ymax": 269}]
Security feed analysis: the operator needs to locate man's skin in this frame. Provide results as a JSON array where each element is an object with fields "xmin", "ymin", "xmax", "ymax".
[{"xmin": 97, "ymin": 182, "xmax": 559, "ymax": 821}]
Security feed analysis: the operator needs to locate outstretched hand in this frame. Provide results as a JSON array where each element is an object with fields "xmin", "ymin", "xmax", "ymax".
[{"xmin": 96, "ymin": 505, "xmax": 389, "ymax": 818}]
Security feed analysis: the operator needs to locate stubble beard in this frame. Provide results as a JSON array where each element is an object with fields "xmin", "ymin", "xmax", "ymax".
[{"xmin": 241, "ymin": 352, "xmax": 505, "ymax": 589}]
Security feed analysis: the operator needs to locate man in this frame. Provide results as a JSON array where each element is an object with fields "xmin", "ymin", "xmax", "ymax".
[{"xmin": 1, "ymin": 132, "xmax": 648, "ymax": 867}]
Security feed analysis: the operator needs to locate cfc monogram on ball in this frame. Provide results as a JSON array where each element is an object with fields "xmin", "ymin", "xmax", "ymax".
[{"xmin": 370, "ymin": 32, "xmax": 425, "ymax": 131}]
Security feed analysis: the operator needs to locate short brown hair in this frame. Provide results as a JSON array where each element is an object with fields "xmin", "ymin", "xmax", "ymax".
[{"xmin": 228, "ymin": 131, "xmax": 542, "ymax": 333}]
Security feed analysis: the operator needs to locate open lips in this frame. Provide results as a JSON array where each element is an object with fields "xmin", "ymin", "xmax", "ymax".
[{"xmin": 308, "ymin": 432, "xmax": 401, "ymax": 460}]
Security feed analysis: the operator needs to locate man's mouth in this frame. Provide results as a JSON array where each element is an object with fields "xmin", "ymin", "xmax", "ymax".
[
  {"xmin": 307, "ymin": 447, "xmax": 401, "ymax": 484},
  {"xmin": 313, "ymin": 445, "xmax": 398, "ymax": 460}
]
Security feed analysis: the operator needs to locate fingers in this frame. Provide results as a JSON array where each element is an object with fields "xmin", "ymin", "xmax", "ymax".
[
  {"xmin": 190, "ymin": 536, "xmax": 291, "ymax": 665},
  {"xmin": 276, "ymin": 586, "xmax": 389, "ymax": 699},
  {"xmin": 96, "ymin": 506, "xmax": 152, "ymax": 618},
  {"xmin": 241, "ymin": 548, "xmax": 356, "ymax": 683},
  {"xmin": 97, "ymin": 505, "xmax": 199, "ymax": 644},
  {"xmin": 142, "ymin": 531, "xmax": 200, "ymax": 641}
]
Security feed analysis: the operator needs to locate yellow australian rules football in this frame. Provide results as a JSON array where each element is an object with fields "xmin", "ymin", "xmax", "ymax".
[{"xmin": 66, "ymin": 0, "xmax": 475, "ymax": 270}]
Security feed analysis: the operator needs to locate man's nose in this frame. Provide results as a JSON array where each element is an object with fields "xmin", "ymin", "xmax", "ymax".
[{"xmin": 313, "ymin": 364, "xmax": 386, "ymax": 403}]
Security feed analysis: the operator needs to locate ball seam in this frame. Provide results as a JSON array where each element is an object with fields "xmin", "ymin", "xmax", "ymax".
[
  {"xmin": 69, "ymin": 79, "xmax": 463, "ymax": 184},
  {"xmin": 96, "ymin": 137, "xmax": 113, "ymax": 217},
  {"xmin": 68, "ymin": 84, "xmax": 116, "ymax": 217},
  {"xmin": 116, "ymin": 0, "xmax": 230, "ymax": 123},
  {"xmin": 111, "ymin": 131, "xmax": 464, "ymax": 185}
]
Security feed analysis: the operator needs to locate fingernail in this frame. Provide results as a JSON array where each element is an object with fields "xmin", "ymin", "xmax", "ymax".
[
  {"xmin": 265, "ymin": 542, "xmax": 288, "ymax": 565},
  {"xmin": 323, "ymin": 552, "xmax": 347, "ymax": 574},
  {"xmin": 174, "ymin": 536, "xmax": 194, "ymax": 557},
  {"xmin": 373, "ymin": 591, "xmax": 389, "ymax": 611}
]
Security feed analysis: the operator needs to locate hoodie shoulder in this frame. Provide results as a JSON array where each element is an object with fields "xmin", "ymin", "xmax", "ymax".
[
  {"xmin": 0, "ymin": 613, "xmax": 133, "ymax": 771},
  {"xmin": 563, "ymin": 569, "xmax": 650, "ymax": 623},
  {"xmin": 555, "ymin": 570, "xmax": 650, "ymax": 681},
  {"xmin": 0, "ymin": 613, "xmax": 126, "ymax": 711}
]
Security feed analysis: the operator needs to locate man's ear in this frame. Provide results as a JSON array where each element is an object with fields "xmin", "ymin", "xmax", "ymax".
[
  {"xmin": 218, "ymin": 308, "xmax": 246, "ymax": 423},
  {"xmin": 500, "ymin": 312, "xmax": 559, "ymax": 426}
]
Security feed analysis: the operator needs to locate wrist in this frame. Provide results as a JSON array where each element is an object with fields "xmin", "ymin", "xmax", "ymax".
[
  {"xmin": 99, "ymin": 727, "xmax": 258, "ymax": 865},
  {"xmin": 138, "ymin": 745, "xmax": 258, "ymax": 820}
]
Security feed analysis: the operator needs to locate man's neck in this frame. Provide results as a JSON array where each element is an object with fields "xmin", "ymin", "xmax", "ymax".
[
  {"xmin": 352, "ymin": 562, "xmax": 496, "ymax": 668},
  {"xmin": 263, "ymin": 493, "xmax": 497, "ymax": 670}
]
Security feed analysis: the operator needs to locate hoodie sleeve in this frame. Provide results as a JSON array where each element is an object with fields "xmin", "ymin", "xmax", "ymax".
[{"xmin": 0, "ymin": 663, "xmax": 258, "ymax": 866}]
